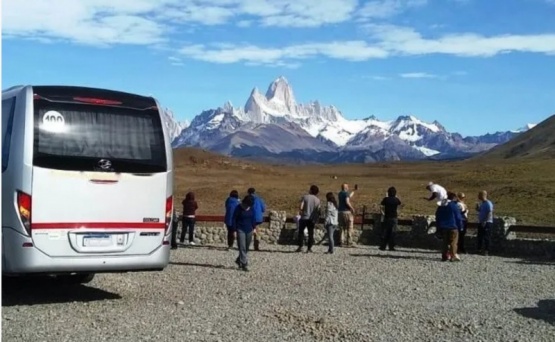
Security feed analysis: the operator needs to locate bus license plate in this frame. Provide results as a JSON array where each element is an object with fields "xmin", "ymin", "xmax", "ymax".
[{"xmin": 83, "ymin": 234, "xmax": 113, "ymax": 247}]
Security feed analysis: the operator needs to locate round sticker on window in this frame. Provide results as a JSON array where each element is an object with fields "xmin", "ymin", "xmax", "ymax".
[{"xmin": 42, "ymin": 111, "xmax": 66, "ymax": 133}]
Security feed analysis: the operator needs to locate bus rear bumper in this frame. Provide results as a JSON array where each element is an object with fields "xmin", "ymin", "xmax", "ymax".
[{"xmin": 2, "ymin": 227, "xmax": 171, "ymax": 275}]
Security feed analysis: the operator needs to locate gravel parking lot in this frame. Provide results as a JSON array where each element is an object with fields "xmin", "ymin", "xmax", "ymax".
[{"xmin": 2, "ymin": 244, "xmax": 554, "ymax": 342}]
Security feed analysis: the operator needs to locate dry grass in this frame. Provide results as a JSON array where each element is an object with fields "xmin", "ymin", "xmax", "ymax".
[{"xmin": 173, "ymin": 148, "xmax": 555, "ymax": 226}]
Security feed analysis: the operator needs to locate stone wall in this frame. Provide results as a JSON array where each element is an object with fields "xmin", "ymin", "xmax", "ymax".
[{"xmin": 174, "ymin": 212, "xmax": 555, "ymax": 259}]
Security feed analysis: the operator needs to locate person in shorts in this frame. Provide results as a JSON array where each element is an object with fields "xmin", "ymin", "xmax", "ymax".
[{"xmin": 337, "ymin": 183, "xmax": 356, "ymax": 247}]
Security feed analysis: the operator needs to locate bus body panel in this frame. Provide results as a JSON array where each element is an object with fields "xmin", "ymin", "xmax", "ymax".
[{"xmin": 2, "ymin": 85, "xmax": 173, "ymax": 275}]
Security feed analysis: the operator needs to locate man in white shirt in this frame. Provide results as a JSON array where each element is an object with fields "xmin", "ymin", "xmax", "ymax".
[{"xmin": 424, "ymin": 182, "xmax": 448, "ymax": 206}]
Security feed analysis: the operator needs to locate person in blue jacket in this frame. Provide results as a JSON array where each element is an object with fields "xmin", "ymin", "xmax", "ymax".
[
  {"xmin": 247, "ymin": 187, "xmax": 266, "ymax": 251},
  {"xmin": 435, "ymin": 192, "xmax": 464, "ymax": 262},
  {"xmin": 233, "ymin": 195, "xmax": 257, "ymax": 271},
  {"xmin": 224, "ymin": 190, "xmax": 241, "ymax": 250}
]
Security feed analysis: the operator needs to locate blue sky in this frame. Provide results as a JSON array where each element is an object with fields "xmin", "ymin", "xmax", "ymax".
[{"xmin": 2, "ymin": 0, "xmax": 555, "ymax": 136}]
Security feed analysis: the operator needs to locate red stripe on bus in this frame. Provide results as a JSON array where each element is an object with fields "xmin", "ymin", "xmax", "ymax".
[{"xmin": 31, "ymin": 222, "xmax": 165, "ymax": 229}]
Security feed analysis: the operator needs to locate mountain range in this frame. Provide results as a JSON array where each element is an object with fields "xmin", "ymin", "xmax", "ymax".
[{"xmin": 165, "ymin": 77, "xmax": 536, "ymax": 164}]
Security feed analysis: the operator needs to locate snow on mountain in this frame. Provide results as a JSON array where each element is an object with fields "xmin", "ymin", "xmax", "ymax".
[
  {"xmin": 513, "ymin": 123, "xmax": 537, "ymax": 133},
  {"xmin": 172, "ymin": 76, "xmax": 530, "ymax": 163},
  {"xmin": 161, "ymin": 108, "xmax": 189, "ymax": 142}
]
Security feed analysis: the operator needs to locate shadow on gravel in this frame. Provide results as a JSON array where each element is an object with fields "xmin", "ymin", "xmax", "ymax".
[
  {"xmin": 170, "ymin": 261, "xmax": 237, "ymax": 270},
  {"xmin": 350, "ymin": 253, "xmax": 438, "ymax": 262},
  {"xmin": 508, "ymin": 259, "xmax": 555, "ymax": 266},
  {"xmin": 181, "ymin": 245, "xmax": 230, "ymax": 251},
  {"xmin": 2, "ymin": 277, "xmax": 121, "ymax": 307},
  {"xmin": 514, "ymin": 300, "xmax": 555, "ymax": 326},
  {"xmin": 255, "ymin": 249, "xmax": 298, "ymax": 254}
]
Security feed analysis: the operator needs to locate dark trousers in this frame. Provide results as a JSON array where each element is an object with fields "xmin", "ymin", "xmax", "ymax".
[
  {"xmin": 477, "ymin": 222, "xmax": 492, "ymax": 252},
  {"xmin": 380, "ymin": 218, "xmax": 397, "ymax": 250},
  {"xmin": 226, "ymin": 225, "xmax": 235, "ymax": 248},
  {"xmin": 458, "ymin": 220, "xmax": 468, "ymax": 253},
  {"xmin": 298, "ymin": 219, "xmax": 315, "ymax": 250},
  {"xmin": 325, "ymin": 224, "xmax": 336, "ymax": 253},
  {"xmin": 171, "ymin": 218, "xmax": 179, "ymax": 248},
  {"xmin": 237, "ymin": 230, "xmax": 253, "ymax": 267},
  {"xmin": 180, "ymin": 217, "xmax": 195, "ymax": 243}
]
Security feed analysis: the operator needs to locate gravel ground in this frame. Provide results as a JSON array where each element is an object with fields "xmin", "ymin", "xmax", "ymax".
[{"xmin": 2, "ymin": 244, "xmax": 554, "ymax": 342}]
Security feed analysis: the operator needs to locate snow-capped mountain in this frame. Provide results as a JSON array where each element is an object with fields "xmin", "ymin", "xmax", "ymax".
[
  {"xmin": 161, "ymin": 108, "xmax": 189, "ymax": 142},
  {"xmin": 172, "ymin": 76, "xmax": 534, "ymax": 163}
]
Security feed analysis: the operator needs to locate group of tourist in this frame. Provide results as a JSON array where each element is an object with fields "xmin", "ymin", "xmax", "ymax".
[
  {"xmin": 171, "ymin": 181, "xmax": 494, "ymax": 271},
  {"xmin": 426, "ymin": 182, "xmax": 494, "ymax": 261}
]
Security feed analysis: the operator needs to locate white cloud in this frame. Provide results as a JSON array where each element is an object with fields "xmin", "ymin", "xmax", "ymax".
[
  {"xmin": 3, "ymin": 0, "xmax": 555, "ymax": 68},
  {"xmin": 399, "ymin": 72, "xmax": 438, "ymax": 78},
  {"xmin": 358, "ymin": 0, "xmax": 428, "ymax": 19},
  {"xmin": 2, "ymin": 0, "xmax": 360, "ymax": 46},
  {"xmin": 178, "ymin": 41, "xmax": 388, "ymax": 65},
  {"xmin": 366, "ymin": 24, "xmax": 555, "ymax": 57}
]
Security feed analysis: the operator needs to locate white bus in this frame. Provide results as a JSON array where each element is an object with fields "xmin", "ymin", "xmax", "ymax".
[{"xmin": 2, "ymin": 85, "xmax": 173, "ymax": 283}]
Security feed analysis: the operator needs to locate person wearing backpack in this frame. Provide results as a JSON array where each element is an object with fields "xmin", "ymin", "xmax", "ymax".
[{"xmin": 296, "ymin": 185, "xmax": 321, "ymax": 253}]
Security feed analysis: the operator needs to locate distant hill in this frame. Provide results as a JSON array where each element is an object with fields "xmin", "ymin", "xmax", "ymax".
[{"xmin": 474, "ymin": 114, "xmax": 555, "ymax": 160}]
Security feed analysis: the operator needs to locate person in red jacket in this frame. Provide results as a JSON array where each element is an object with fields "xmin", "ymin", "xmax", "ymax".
[{"xmin": 181, "ymin": 192, "xmax": 198, "ymax": 245}]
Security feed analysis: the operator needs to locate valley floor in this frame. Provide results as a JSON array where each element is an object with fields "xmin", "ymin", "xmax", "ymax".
[{"xmin": 174, "ymin": 149, "xmax": 555, "ymax": 226}]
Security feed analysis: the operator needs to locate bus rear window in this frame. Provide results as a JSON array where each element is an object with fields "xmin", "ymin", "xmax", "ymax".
[{"xmin": 33, "ymin": 101, "xmax": 167, "ymax": 173}]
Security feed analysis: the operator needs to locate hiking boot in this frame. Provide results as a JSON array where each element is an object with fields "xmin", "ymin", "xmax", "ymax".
[
  {"xmin": 379, "ymin": 246, "xmax": 386, "ymax": 251},
  {"xmin": 306, "ymin": 249, "xmax": 313, "ymax": 253},
  {"xmin": 242, "ymin": 266, "xmax": 249, "ymax": 272},
  {"xmin": 295, "ymin": 247, "xmax": 303, "ymax": 253},
  {"xmin": 483, "ymin": 251, "xmax": 489, "ymax": 256},
  {"xmin": 389, "ymin": 247, "xmax": 396, "ymax": 252}
]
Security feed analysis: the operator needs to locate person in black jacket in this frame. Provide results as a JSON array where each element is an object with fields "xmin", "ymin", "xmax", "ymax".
[{"xmin": 380, "ymin": 187, "xmax": 401, "ymax": 251}]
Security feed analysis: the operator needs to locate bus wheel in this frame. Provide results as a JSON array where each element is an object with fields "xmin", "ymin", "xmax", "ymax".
[{"xmin": 58, "ymin": 273, "xmax": 95, "ymax": 284}]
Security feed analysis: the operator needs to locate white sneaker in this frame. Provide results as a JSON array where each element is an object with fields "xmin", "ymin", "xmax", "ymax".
[
  {"xmin": 189, "ymin": 241, "xmax": 196, "ymax": 246},
  {"xmin": 451, "ymin": 254, "xmax": 461, "ymax": 262}
]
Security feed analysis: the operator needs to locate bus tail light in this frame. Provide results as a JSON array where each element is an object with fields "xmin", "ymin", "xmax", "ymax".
[
  {"xmin": 17, "ymin": 191, "xmax": 32, "ymax": 235},
  {"xmin": 165, "ymin": 196, "xmax": 173, "ymax": 234}
]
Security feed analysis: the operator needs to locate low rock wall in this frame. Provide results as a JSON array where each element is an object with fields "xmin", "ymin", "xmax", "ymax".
[{"xmin": 174, "ymin": 212, "xmax": 555, "ymax": 259}]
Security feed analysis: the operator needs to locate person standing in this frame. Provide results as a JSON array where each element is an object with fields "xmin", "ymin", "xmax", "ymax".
[
  {"xmin": 379, "ymin": 187, "xmax": 401, "ymax": 251},
  {"xmin": 233, "ymin": 195, "xmax": 257, "ymax": 272},
  {"xmin": 296, "ymin": 185, "xmax": 321, "ymax": 253},
  {"xmin": 338, "ymin": 183, "xmax": 356, "ymax": 247},
  {"xmin": 456, "ymin": 192, "xmax": 469, "ymax": 254},
  {"xmin": 476, "ymin": 190, "xmax": 494, "ymax": 256},
  {"xmin": 324, "ymin": 192, "xmax": 338, "ymax": 254},
  {"xmin": 181, "ymin": 192, "xmax": 198, "ymax": 245},
  {"xmin": 224, "ymin": 190, "xmax": 241, "ymax": 250},
  {"xmin": 248, "ymin": 188, "xmax": 266, "ymax": 251},
  {"xmin": 171, "ymin": 209, "xmax": 179, "ymax": 250},
  {"xmin": 435, "ymin": 192, "xmax": 464, "ymax": 262},
  {"xmin": 424, "ymin": 182, "xmax": 448, "ymax": 206}
]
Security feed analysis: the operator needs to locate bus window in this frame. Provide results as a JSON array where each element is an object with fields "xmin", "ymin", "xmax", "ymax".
[{"xmin": 33, "ymin": 100, "xmax": 167, "ymax": 173}]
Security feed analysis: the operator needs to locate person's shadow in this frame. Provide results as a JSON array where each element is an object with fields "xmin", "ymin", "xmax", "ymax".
[{"xmin": 514, "ymin": 300, "xmax": 555, "ymax": 326}]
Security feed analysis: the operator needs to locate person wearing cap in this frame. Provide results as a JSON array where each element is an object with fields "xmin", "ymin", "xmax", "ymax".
[
  {"xmin": 456, "ymin": 192, "xmax": 469, "ymax": 254},
  {"xmin": 247, "ymin": 187, "xmax": 266, "ymax": 251},
  {"xmin": 424, "ymin": 182, "xmax": 448, "ymax": 205}
]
